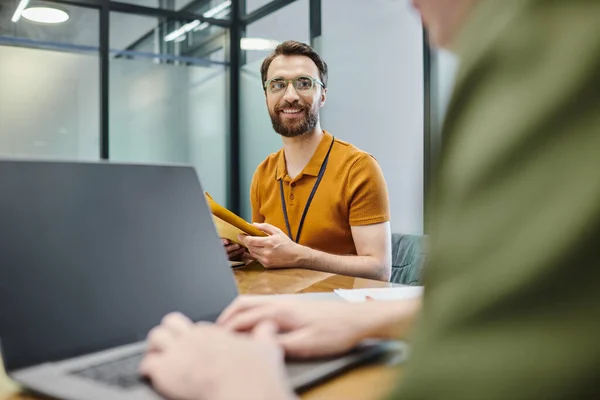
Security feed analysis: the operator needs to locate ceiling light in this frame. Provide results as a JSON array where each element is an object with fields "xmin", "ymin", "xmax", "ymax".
[
  {"xmin": 201, "ymin": 0, "xmax": 231, "ymax": 18},
  {"xmin": 164, "ymin": 0, "xmax": 231, "ymax": 42},
  {"xmin": 22, "ymin": 7, "xmax": 69, "ymax": 24},
  {"xmin": 241, "ymin": 38, "xmax": 280, "ymax": 51},
  {"xmin": 11, "ymin": 0, "xmax": 31, "ymax": 22},
  {"xmin": 164, "ymin": 20, "xmax": 200, "ymax": 42}
]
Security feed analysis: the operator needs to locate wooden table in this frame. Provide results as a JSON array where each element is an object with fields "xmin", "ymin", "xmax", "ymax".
[{"xmin": 1, "ymin": 265, "xmax": 401, "ymax": 400}]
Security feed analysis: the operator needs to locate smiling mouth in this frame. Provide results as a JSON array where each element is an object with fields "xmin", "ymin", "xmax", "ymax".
[{"xmin": 280, "ymin": 108, "xmax": 303, "ymax": 114}]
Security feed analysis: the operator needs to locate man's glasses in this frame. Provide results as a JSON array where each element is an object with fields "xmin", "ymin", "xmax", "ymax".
[{"xmin": 264, "ymin": 75, "xmax": 324, "ymax": 95}]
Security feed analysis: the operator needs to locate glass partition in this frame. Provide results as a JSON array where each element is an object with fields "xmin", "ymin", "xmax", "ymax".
[
  {"xmin": 109, "ymin": 12, "xmax": 229, "ymax": 204},
  {"xmin": 0, "ymin": 2, "xmax": 99, "ymax": 160}
]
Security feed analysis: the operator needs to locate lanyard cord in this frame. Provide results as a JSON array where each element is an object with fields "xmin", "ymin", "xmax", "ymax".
[{"xmin": 277, "ymin": 137, "xmax": 335, "ymax": 243}]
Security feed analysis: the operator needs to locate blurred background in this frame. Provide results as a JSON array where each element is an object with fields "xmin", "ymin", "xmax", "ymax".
[{"xmin": 0, "ymin": 0, "xmax": 458, "ymax": 235}]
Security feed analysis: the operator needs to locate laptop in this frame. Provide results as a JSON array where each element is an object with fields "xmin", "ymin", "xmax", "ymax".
[{"xmin": 0, "ymin": 160, "xmax": 399, "ymax": 399}]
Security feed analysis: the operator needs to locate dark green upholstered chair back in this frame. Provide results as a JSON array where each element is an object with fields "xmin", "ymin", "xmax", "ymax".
[{"xmin": 390, "ymin": 233, "xmax": 427, "ymax": 285}]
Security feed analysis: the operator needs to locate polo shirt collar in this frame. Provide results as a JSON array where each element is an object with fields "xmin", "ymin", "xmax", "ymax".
[{"xmin": 276, "ymin": 130, "xmax": 333, "ymax": 181}]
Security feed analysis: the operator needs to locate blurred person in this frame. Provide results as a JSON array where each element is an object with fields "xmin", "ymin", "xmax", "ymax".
[
  {"xmin": 223, "ymin": 40, "xmax": 392, "ymax": 281},
  {"xmin": 141, "ymin": 0, "xmax": 600, "ymax": 399}
]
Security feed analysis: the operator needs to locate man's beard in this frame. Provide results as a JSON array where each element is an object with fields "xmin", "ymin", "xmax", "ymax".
[{"xmin": 269, "ymin": 101, "xmax": 319, "ymax": 138}]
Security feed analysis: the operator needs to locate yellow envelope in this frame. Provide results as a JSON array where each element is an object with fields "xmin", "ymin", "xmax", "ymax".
[{"xmin": 204, "ymin": 192, "xmax": 267, "ymax": 246}]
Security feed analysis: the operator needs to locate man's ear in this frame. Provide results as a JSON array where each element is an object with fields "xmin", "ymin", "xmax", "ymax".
[{"xmin": 319, "ymin": 87, "xmax": 327, "ymax": 107}]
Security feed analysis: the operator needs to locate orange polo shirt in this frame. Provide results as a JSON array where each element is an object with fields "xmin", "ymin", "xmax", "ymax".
[{"xmin": 250, "ymin": 130, "xmax": 390, "ymax": 256}]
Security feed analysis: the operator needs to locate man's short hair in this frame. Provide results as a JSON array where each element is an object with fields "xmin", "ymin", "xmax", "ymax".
[{"xmin": 260, "ymin": 40, "xmax": 329, "ymax": 91}]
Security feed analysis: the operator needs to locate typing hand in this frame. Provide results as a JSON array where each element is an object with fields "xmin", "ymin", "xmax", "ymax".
[
  {"xmin": 217, "ymin": 296, "xmax": 380, "ymax": 358},
  {"xmin": 238, "ymin": 223, "xmax": 304, "ymax": 269},
  {"xmin": 140, "ymin": 312, "xmax": 296, "ymax": 400}
]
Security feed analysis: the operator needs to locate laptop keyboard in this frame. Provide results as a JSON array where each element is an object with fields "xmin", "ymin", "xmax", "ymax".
[{"xmin": 70, "ymin": 352, "xmax": 146, "ymax": 389}]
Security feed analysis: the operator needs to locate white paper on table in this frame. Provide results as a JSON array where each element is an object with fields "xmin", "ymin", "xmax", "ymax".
[{"xmin": 334, "ymin": 286, "xmax": 424, "ymax": 302}]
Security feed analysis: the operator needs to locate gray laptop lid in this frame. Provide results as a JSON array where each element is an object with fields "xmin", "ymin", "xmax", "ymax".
[{"xmin": 0, "ymin": 160, "xmax": 238, "ymax": 372}]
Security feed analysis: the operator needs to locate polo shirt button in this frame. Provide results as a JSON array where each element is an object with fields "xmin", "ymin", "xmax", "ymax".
[
  {"xmin": 291, "ymin": 182, "xmax": 296, "ymax": 188},
  {"xmin": 290, "ymin": 194, "xmax": 295, "ymax": 200}
]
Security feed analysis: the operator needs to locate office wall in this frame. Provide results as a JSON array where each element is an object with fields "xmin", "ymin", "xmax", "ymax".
[
  {"xmin": 427, "ymin": 48, "xmax": 459, "ymax": 187},
  {"xmin": 432, "ymin": 48, "xmax": 459, "ymax": 134},
  {"xmin": 319, "ymin": 0, "xmax": 425, "ymax": 234},
  {"xmin": 0, "ymin": 46, "xmax": 99, "ymax": 160},
  {"xmin": 246, "ymin": 0, "xmax": 284, "ymax": 14}
]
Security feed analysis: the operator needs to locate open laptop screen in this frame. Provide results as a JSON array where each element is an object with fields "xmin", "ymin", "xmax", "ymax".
[{"xmin": 0, "ymin": 161, "xmax": 238, "ymax": 371}]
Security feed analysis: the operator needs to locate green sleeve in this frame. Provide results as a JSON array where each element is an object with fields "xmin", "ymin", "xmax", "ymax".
[{"xmin": 390, "ymin": 0, "xmax": 600, "ymax": 399}]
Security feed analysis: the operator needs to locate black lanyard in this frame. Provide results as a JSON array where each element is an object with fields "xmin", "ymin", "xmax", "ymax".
[{"xmin": 278, "ymin": 137, "xmax": 335, "ymax": 243}]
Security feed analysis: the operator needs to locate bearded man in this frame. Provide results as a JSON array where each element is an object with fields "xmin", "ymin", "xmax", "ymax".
[{"xmin": 223, "ymin": 40, "xmax": 392, "ymax": 281}]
